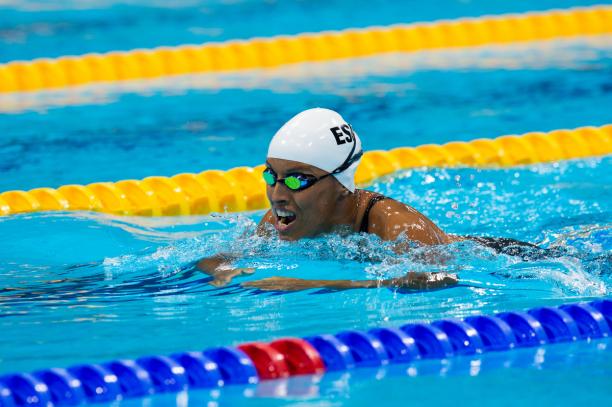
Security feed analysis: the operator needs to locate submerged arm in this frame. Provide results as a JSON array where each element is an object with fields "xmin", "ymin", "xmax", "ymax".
[
  {"xmin": 241, "ymin": 271, "xmax": 458, "ymax": 292},
  {"xmin": 196, "ymin": 210, "xmax": 276, "ymax": 287},
  {"xmin": 197, "ymin": 254, "xmax": 254, "ymax": 287}
]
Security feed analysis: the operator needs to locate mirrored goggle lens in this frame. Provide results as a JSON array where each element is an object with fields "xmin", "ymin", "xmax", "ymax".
[
  {"xmin": 263, "ymin": 169, "xmax": 316, "ymax": 191},
  {"xmin": 262, "ymin": 170, "xmax": 276, "ymax": 185},
  {"xmin": 284, "ymin": 176, "xmax": 304, "ymax": 190}
]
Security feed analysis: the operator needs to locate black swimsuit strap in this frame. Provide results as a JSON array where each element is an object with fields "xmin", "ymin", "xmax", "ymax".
[
  {"xmin": 465, "ymin": 236, "xmax": 554, "ymax": 260},
  {"xmin": 359, "ymin": 194, "xmax": 388, "ymax": 233}
]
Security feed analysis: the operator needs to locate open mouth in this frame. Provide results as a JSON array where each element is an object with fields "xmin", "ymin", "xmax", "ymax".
[{"xmin": 274, "ymin": 208, "xmax": 297, "ymax": 229}]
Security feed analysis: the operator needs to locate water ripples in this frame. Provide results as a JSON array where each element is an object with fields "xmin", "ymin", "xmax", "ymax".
[{"xmin": 0, "ymin": 158, "xmax": 610, "ymax": 372}]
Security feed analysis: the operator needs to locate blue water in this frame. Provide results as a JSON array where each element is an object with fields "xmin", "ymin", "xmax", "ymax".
[
  {"xmin": 1, "ymin": 159, "xmax": 610, "ymax": 371},
  {"xmin": 0, "ymin": 1, "xmax": 611, "ymax": 405},
  {"xmin": 0, "ymin": 36, "xmax": 611, "ymax": 191}
]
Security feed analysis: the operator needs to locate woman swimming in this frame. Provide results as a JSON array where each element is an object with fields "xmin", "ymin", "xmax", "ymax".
[{"xmin": 197, "ymin": 108, "xmax": 538, "ymax": 291}]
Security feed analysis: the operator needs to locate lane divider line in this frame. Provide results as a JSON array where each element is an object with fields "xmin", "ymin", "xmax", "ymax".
[
  {"xmin": 0, "ymin": 124, "xmax": 610, "ymax": 217},
  {"xmin": 0, "ymin": 6, "xmax": 610, "ymax": 93},
  {"xmin": 0, "ymin": 300, "xmax": 609, "ymax": 406}
]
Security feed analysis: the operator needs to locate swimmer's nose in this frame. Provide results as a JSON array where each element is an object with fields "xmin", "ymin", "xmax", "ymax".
[{"xmin": 269, "ymin": 181, "xmax": 291, "ymax": 204}]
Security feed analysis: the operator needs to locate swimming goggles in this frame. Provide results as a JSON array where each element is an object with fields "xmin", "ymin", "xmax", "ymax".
[
  {"xmin": 263, "ymin": 139, "xmax": 363, "ymax": 192},
  {"xmin": 263, "ymin": 169, "xmax": 332, "ymax": 191}
]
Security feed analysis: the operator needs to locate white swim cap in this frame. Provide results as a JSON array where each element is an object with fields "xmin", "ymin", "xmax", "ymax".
[{"xmin": 267, "ymin": 108, "xmax": 363, "ymax": 192}]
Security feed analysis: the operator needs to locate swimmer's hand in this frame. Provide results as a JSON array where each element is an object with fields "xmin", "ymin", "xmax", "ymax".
[
  {"xmin": 241, "ymin": 271, "xmax": 458, "ymax": 292},
  {"xmin": 383, "ymin": 271, "xmax": 458, "ymax": 290},
  {"xmin": 197, "ymin": 255, "xmax": 255, "ymax": 287},
  {"xmin": 210, "ymin": 268, "xmax": 256, "ymax": 287}
]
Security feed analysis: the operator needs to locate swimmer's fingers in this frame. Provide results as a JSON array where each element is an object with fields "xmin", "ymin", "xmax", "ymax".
[
  {"xmin": 209, "ymin": 279, "xmax": 227, "ymax": 287},
  {"xmin": 426, "ymin": 272, "xmax": 458, "ymax": 289},
  {"xmin": 433, "ymin": 272, "xmax": 459, "ymax": 288},
  {"xmin": 390, "ymin": 271, "xmax": 458, "ymax": 290},
  {"xmin": 415, "ymin": 271, "xmax": 458, "ymax": 289},
  {"xmin": 210, "ymin": 268, "xmax": 256, "ymax": 287},
  {"xmin": 237, "ymin": 268, "xmax": 256, "ymax": 276}
]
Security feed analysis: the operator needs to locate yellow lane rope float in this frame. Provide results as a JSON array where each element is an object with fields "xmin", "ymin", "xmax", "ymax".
[
  {"xmin": 0, "ymin": 6, "xmax": 610, "ymax": 93},
  {"xmin": 1, "ymin": 124, "xmax": 610, "ymax": 217}
]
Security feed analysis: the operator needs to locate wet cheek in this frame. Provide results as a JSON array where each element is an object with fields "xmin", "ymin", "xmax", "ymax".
[
  {"xmin": 300, "ymin": 204, "xmax": 318, "ymax": 228},
  {"xmin": 297, "ymin": 200, "xmax": 322, "ymax": 235},
  {"xmin": 265, "ymin": 186, "xmax": 274, "ymax": 202}
]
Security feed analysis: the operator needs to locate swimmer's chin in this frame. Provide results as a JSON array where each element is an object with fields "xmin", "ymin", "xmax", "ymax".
[
  {"xmin": 278, "ymin": 235, "xmax": 296, "ymax": 241},
  {"xmin": 277, "ymin": 225, "xmax": 352, "ymax": 241},
  {"xmin": 276, "ymin": 226, "xmax": 315, "ymax": 241},
  {"xmin": 277, "ymin": 231, "xmax": 300, "ymax": 241}
]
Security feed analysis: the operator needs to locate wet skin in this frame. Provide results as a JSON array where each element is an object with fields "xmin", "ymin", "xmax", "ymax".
[
  {"xmin": 258, "ymin": 158, "xmax": 453, "ymax": 244},
  {"xmin": 197, "ymin": 158, "xmax": 459, "ymax": 291},
  {"xmin": 258, "ymin": 158, "xmax": 359, "ymax": 241}
]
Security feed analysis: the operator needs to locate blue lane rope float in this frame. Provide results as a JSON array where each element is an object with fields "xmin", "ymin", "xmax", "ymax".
[
  {"xmin": 0, "ymin": 299, "xmax": 610, "ymax": 406},
  {"xmin": 202, "ymin": 347, "xmax": 258, "ymax": 385},
  {"xmin": 528, "ymin": 307, "xmax": 581, "ymax": 343},
  {"xmin": 496, "ymin": 311, "xmax": 547, "ymax": 347},
  {"xmin": 302, "ymin": 335, "xmax": 355, "ymax": 371},
  {"xmin": 334, "ymin": 331, "xmax": 390, "ymax": 367},
  {"xmin": 400, "ymin": 323, "xmax": 454, "ymax": 358},
  {"xmin": 430, "ymin": 319, "xmax": 485, "ymax": 355}
]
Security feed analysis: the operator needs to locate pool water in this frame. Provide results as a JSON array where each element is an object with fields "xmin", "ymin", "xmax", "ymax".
[
  {"xmin": 1, "ymin": 158, "xmax": 611, "ymax": 393},
  {"xmin": 0, "ymin": 0, "xmax": 606, "ymax": 62},
  {"xmin": 1, "ymin": 0, "xmax": 611, "ymax": 405},
  {"xmin": 1, "ymin": 36, "xmax": 611, "ymax": 191}
]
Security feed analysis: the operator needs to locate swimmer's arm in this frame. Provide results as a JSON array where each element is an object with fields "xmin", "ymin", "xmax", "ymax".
[
  {"xmin": 368, "ymin": 200, "xmax": 452, "ymax": 246},
  {"xmin": 196, "ymin": 210, "xmax": 274, "ymax": 286},
  {"xmin": 241, "ymin": 271, "xmax": 458, "ymax": 292},
  {"xmin": 196, "ymin": 254, "xmax": 255, "ymax": 287},
  {"xmin": 256, "ymin": 209, "xmax": 275, "ymax": 237}
]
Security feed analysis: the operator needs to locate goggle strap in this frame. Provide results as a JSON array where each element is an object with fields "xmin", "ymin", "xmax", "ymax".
[{"xmin": 332, "ymin": 135, "xmax": 362, "ymax": 175}]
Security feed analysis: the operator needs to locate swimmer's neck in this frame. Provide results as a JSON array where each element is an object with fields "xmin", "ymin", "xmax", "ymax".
[{"xmin": 324, "ymin": 188, "xmax": 363, "ymax": 233}]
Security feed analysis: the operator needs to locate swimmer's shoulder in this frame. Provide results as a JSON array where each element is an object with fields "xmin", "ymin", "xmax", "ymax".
[
  {"xmin": 256, "ymin": 209, "xmax": 274, "ymax": 236},
  {"xmin": 359, "ymin": 190, "xmax": 451, "ymax": 245}
]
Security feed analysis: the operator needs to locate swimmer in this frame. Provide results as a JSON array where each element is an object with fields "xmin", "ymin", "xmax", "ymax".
[{"xmin": 197, "ymin": 108, "xmax": 539, "ymax": 291}]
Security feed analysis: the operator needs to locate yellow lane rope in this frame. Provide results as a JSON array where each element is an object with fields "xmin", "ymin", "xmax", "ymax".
[
  {"xmin": 0, "ymin": 6, "xmax": 610, "ymax": 93},
  {"xmin": 1, "ymin": 124, "xmax": 610, "ymax": 217}
]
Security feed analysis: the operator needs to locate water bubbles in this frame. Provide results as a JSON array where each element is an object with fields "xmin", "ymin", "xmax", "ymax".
[{"xmin": 1, "ymin": 158, "xmax": 610, "ymax": 371}]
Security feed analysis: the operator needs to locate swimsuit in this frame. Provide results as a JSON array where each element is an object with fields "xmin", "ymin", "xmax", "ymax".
[
  {"xmin": 465, "ymin": 236, "xmax": 552, "ymax": 260},
  {"xmin": 359, "ymin": 193, "xmax": 388, "ymax": 233}
]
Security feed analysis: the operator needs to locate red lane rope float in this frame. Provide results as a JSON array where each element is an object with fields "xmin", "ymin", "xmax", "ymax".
[
  {"xmin": 236, "ymin": 343, "xmax": 290, "ymax": 380},
  {"xmin": 269, "ymin": 338, "xmax": 325, "ymax": 375},
  {"xmin": 0, "ymin": 300, "xmax": 610, "ymax": 406}
]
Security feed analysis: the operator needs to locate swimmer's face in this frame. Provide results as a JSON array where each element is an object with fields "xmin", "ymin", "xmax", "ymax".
[{"xmin": 265, "ymin": 158, "xmax": 345, "ymax": 241}]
